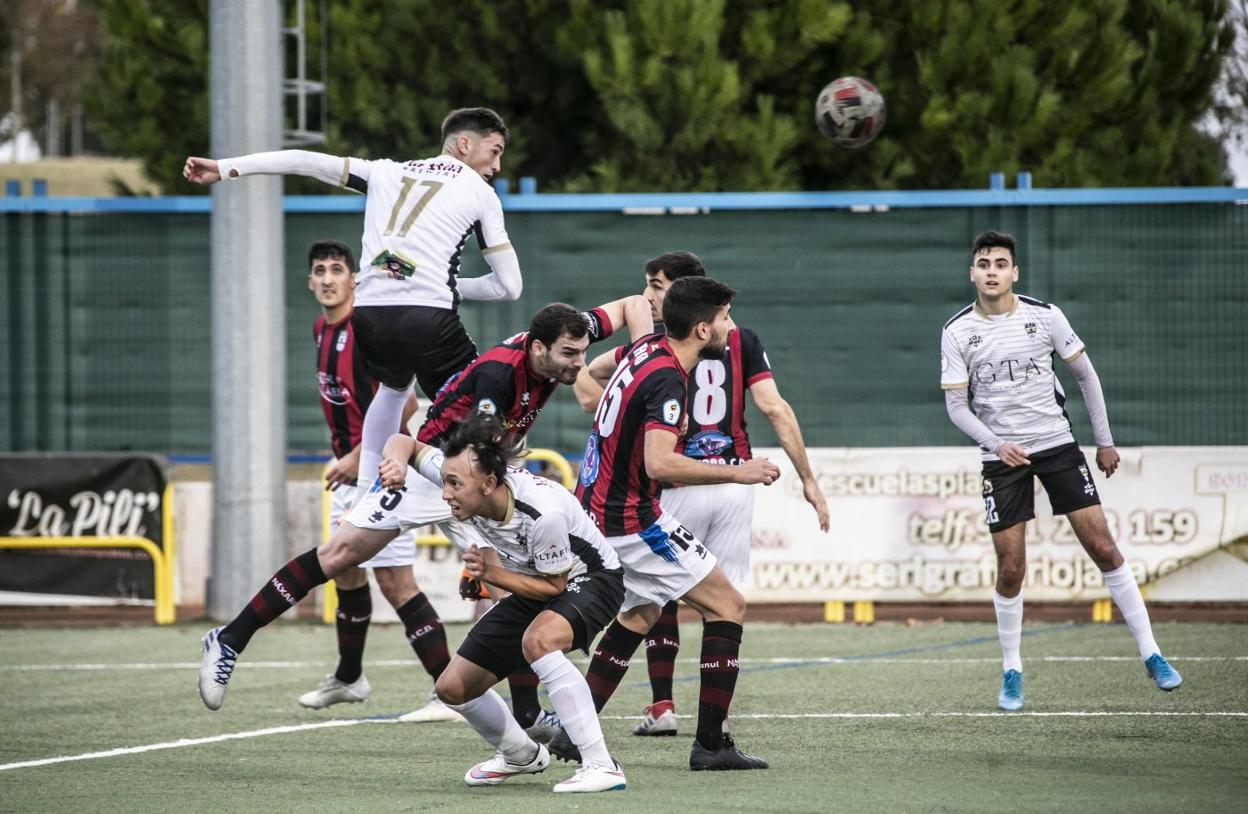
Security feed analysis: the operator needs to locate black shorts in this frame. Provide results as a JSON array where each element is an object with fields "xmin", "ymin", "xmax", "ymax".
[
  {"xmin": 981, "ymin": 442, "xmax": 1102, "ymax": 533},
  {"xmin": 457, "ymin": 568, "xmax": 625, "ymax": 680},
  {"xmin": 350, "ymin": 305, "xmax": 478, "ymax": 397}
]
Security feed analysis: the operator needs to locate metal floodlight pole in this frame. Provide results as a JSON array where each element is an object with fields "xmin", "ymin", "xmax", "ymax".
[{"xmin": 207, "ymin": 0, "xmax": 287, "ymax": 620}]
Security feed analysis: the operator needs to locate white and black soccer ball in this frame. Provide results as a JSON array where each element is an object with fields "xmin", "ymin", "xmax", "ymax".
[{"xmin": 815, "ymin": 76, "xmax": 886, "ymax": 148}]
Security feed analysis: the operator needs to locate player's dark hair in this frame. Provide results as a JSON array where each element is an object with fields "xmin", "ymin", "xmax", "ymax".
[
  {"xmin": 662, "ymin": 276, "xmax": 737, "ymax": 340},
  {"xmin": 526, "ymin": 303, "xmax": 588, "ymax": 351},
  {"xmin": 644, "ymin": 251, "xmax": 706, "ymax": 281},
  {"xmin": 443, "ymin": 411, "xmax": 525, "ymax": 483},
  {"xmin": 971, "ymin": 230, "xmax": 1016, "ymax": 264},
  {"xmin": 307, "ymin": 240, "xmax": 355, "ymax": 272},
  {"xmin": 441, "ymin": 107, "xmax": 510, "ymax": 146}
]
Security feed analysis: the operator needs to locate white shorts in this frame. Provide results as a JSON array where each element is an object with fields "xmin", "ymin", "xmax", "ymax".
[
  {"xmin": 658, "ymin": 482, "xmax": 755, "ymax": 586},
  {"xmin": 610, "ymin": 512, "xmax": 718, "ymax": 612},
  {"xmin": 344, "ymin": 468, "xmax": 460, "ymax": 566},
  {"xmin": 329, "ymin": 482, "xmax": 420, "ymax": 568}
]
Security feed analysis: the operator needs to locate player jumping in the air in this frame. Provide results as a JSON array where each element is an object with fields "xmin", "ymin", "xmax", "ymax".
[{"xmin": 940, "ymin": 229, "xmax": 1182, "ymax": 711}]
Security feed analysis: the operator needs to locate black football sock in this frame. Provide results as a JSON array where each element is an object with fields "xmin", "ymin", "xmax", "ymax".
[
  {"xmin": 644, "ymin": 600, "xmax": 681, "ymax": 703},
  {"xmin": 219, "ymin": 548, "xmax": 326, "ymax": 652},
  {"xmin": 696, "ymin": 620, "xmax": 743, "ymax": 750},
  {"xmin": 332, "ymin": 583, "xmax": 372, "ymax": 684},
  {"xmin": 396, "ymin": 592, "xmax": 450, "ymax": 680},
  {"xmin": 507, "ymin": 666, "xmax": 542, "ymax": 728},
  {"xmin": 585, "ymin": 620, "xmax": 645, "ymax": 712}
]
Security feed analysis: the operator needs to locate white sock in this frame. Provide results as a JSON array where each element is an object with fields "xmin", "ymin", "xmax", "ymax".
[
  {"xmin": 1102, "ymin": 562, "xmax": 1160, "ymax": 660},
  {"xmin": 448, "ymin": 689, "xmax": 537, "ymax": 764},
  {"xmin": 358, "ymin": 384, "xmax": 411, "ymax": 488},
  {"xmin": 992, "ymin": 591, "xmax": 1024, "ymax": 673},
  {"xmin": 531, "ymin": 651, "xmax": 612, "ymax": 768}
]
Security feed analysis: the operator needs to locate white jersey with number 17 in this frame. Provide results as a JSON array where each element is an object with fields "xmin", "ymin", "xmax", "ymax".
[
  {"xmin": 217, "ymin": 151, "xmax": 511, "ymax": 310},
  {"xmin": 342, "ymin": 155, "xmax": 510, "ymax": 309}
]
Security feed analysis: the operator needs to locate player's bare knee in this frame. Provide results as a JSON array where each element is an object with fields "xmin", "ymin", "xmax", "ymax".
[
  {"xmin": 434, "ymin": 673, "xmax": 466, "ymax": 706},
  {"xmin": 521, "ymin": 627, "xmax": 562, "ymax": 663},
  {"xmin": 997, "ymin": 561, "xmax": 1025, "ymax": 594}
]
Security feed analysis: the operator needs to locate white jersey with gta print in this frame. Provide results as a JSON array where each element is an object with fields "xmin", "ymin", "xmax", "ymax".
[{"xmin": 940, "ymin": 295, "xmax": 1085, "ymax": 461}]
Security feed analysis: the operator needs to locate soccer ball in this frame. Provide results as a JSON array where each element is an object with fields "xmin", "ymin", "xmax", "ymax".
[{"xmin": 815, "ymin": 76, "xmax": 886, "ymax": 148}]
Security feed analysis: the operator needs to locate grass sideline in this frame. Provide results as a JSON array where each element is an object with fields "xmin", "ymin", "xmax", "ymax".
[{"xmin": 1, "ymin": 621, "xmax": 1245, "ymax": 813}]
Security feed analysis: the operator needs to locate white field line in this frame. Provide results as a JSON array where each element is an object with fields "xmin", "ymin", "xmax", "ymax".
[
  {"xmin": 2, "ymin": 656, "xmax": 1246, "ymax": 672},
  {"xmin": 3, "ymin": 710, "xmax": 1246, "ymax": 773}
]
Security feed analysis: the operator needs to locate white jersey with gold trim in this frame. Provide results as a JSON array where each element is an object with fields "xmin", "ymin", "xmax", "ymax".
[
  {"xmin": 341, "ymin": 155, "xmax": 510, "ymax": 309},
  {"xmin": 940, "ymin": 295, "xmax": 1085, "ymax": 460}
]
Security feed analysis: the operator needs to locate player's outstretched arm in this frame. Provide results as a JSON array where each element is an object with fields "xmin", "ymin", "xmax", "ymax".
[
  {"xmin": 749, "ymin": 378, "xmax": 829, "ymax": 532},
  {"xmin": 183, "ymin": 157, "xmax": 222, "ymax": 185},
  {"xmin": 185, "ymin": 149, "xmax": 357, "ymax": 189},
  {"xmin": 643, "ymin": 430, "xmax": 780, "ymax": 486},
  {"xmin": 1065, "ymin": 352, "xmax": 1119, "ymax": 477}
]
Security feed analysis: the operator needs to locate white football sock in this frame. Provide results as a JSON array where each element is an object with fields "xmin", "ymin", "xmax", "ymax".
[
  {"xmin": 358, "ymin": 383, "xmax": 411, "ymax": 489},
  {"xmin": 448, "ymin": 689, "xmax": 538, "ymax": 764},
  {"xmin": 992, "ymin": 591, "xmax": 1024, "ymax": 673},
  {"xmin": 531, "ymin": 650, "xmax": 612, "ymax": 767},
  {"xmin": 1102, "ymin": 562, "xmax": 1159, "ymax": 660}
]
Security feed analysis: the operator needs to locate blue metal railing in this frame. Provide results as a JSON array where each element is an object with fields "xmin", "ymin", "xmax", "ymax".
[{"xmin": 1, "ymin": 186, "xmax": 1246, "ymax": 214}]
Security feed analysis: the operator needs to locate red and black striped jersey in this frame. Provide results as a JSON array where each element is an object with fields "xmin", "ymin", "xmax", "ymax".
[
  {"xmin": 417, "ymin": 306, "xmax": 614, "ymax": 447},
  {"xmin": 682, "ymin": 327, "xmax": 771, "ymax": 464},
  {"xmin": 577, "ymin": 334, "xmax": 688, "ymax": 536},
  {"xmin": 614, "ymin": 326, "xmax": 772, "ymax": 465},
  {"xmin": 314, "ymin": 312, "xmax": 376, "ymax": 460}
]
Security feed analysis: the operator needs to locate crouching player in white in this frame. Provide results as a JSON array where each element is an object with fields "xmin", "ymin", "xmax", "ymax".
[
  {"xmin": 379, "ymin": 413, "xmax": 628, "ymax": 794},
  {"xmin": 941, "ymin": 230, "xmax": 1181, "ymax": 711}
]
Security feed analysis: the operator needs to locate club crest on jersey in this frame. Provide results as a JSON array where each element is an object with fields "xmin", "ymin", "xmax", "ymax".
[
  {"xmin": 336, "ymin": 331, "xmax": 349, "ymax": 352},
  {"xmin": 968, "ymin": 335, "xmax": 982, "ymax": 348},
  {"xmin": 579, "ymin": 435, "xmax": 600, "ymax": 487},
  {"xmin": 1024, "ymin": 322, "xmax": 1037, "ymax": 338},
  {"xmin": 662, "ymin": 399, "xmax": 681, "ymax": 426},
  {"xmin": 477, "ymin": 398, "xmax": 498, "ymax": 415},
  {"xmin": 685, "ymin": 430, "xmax": 732, "ymax": 459}
]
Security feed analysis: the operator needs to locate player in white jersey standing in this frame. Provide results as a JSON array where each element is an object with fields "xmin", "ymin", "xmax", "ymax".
[
  {"xmin": 940, "ymin": 230, "xmax": 1181, "ymax": 711},
  {"xmin": 378, "ymin": 413, "xmax": 628, "ymax": 794}
]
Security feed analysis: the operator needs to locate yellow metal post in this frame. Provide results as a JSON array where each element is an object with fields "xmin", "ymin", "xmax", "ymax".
[
  {"xmin": 823, "ymin": 600, "xmax": 845, "ymax": 623},
  {"xmin": 0, "ymin": 536, "xmax": 174, "ymax": 624},
  {"xmin": 1092, "ymin": 598, "xmax": 1113, "ymax": 623},
  {"xmin": 853, "ymin": 600, "xmax": 875, "ymax": 624}
]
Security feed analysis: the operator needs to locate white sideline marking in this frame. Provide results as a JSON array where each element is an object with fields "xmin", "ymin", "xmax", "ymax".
[
  {"xmin": 3, "ymin": 656, "xmax": 1245, "ymax": 672},
  {"xmin": 3, "ymin": 711, "xmax": 1246, "ymax": 773},
  {"xmin": 0, "ymin": 718, "xmax": 381, "ymax": 772}
]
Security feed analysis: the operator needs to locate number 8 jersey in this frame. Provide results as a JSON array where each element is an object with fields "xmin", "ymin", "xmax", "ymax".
[
  {"xmin": 682, "ymin": 327, "xmax": 772, "ymax": 465},
  {"xmin": 576, "ymin": 334, "xmax": 688, "ymax": 537}
]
